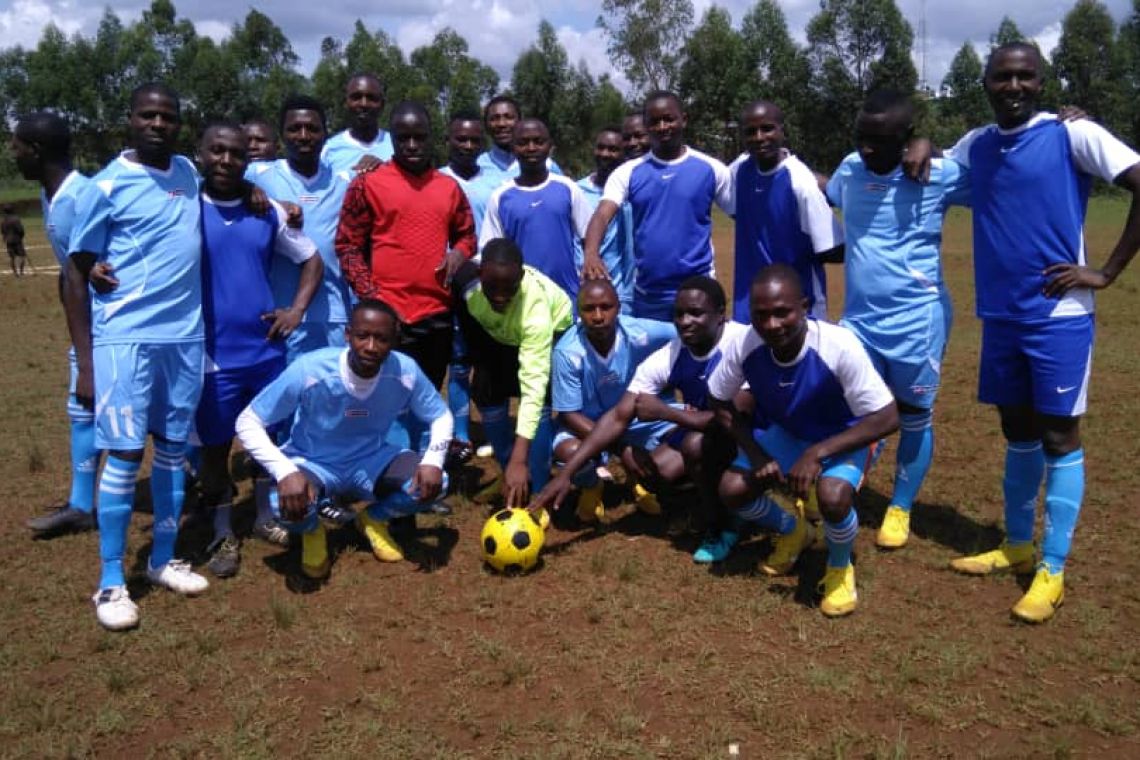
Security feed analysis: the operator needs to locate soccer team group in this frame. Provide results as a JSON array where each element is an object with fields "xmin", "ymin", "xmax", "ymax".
[{"xmin": 11, "ymin": 41, "xmax": 1140, "ymax": 632}]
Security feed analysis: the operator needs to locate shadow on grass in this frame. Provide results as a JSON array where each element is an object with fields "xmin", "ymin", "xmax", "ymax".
[{"xmin": 857, "ymin": 485, "xmax": 1005, "ymax": 555}]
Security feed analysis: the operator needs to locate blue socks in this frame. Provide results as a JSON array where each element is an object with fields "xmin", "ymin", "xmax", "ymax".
[
  {"xmin": 478, "ymin": 404, "xmax": 514, "ymax": 471},
  {"xmin": 448, "ymin": 361, "xmax": 472, "ymax": 442},
  {"xmin": 366, "ymin": 473, "xmax": 451, "ymax": 520},
  {"xmin": 823, "ymin": 509, "xmax": 858, "ymax": 569},
  {"xmin": 737, "ymin": 494, "xmax": 797, "ymax": 535},
  {"xmin": 1003, "ymin": 442, "xmax": 1045, "ymax": 545},
  {"xmin": 529, "ymin": 411, "xmax": 554, "ymax": 493},
  {"xmin": 68, "ymin": 414, "xmax": 99, "ymax": 513},
  {"xmin": 892, "ymin": 411, "xmax": 934, "ymax": 512},
  {"xmin": 97, "ymin": 455, "xmax": 140, "ymax": 588},
  {"xmin": 1042, "ymin": 449, "xmax": 1084, "ymax": 573},
  {"xmin": 149, "ymin": 439, "xmax": 186, "ymax": 570}
]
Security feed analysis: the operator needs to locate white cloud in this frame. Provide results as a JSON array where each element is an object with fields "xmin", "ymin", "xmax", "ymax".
[{"xmin": 0, "ymin": 0, "xmax": 86, "ymax": 38}]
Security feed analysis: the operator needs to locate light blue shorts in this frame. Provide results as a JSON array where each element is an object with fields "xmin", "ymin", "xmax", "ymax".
[
  {"xmin": 285, "ymin": 444, "xmax": 404, "ymax": 502},
  {"xmin": 731, "ymin": 424, "xmax": 873, "ymax": 490},
  {"xmin": 93, "ymin": 341, "xmax": 203, "ymax": 449},
  {"xmin": 553, "ymin": 417, "xmax": 677, "ymax": 457}
]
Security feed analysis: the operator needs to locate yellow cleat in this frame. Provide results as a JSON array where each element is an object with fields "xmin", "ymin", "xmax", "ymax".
[
  {"xmin": 801, "ymin": 491, "xmax": 822, "ymax": 522},
  {"xmin": 357, "ymin": 511, "xmax": 404, "ymax": 563},
  {"xmin": 950, "ymin": 542, "xmax": 1035, "ymax": 576},
  {"xmin": 760, "ymin": 515, "xmax": 813, "ymax": 575},
  {"xmin": 1011, "ymin": 567, "xmax": 1064, "ymax": 623},
  {"xmin": 301, "ymin": 523, "xmax": 330, "ymax": 579},
  {"xmin": 633, "ymin": 483, "xmax": 661, "ymax": 515},
  {"xmin": 876, "ymin": 505, "xmax": 911, "ymax": 549},
  {"xmin": 576, "ymin": 482, "xmax": 605, "ymax": 523},
  {"xmin": 818, "ymin": 564, "xmax": 858, "ymax": 618}
]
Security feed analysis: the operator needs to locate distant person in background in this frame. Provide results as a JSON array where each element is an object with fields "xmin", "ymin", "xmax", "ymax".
[
  {"xmin": 1, "ymin": 205, "xmax": 27, "ymax": 277},
  {"xmin": 578, "ymin": 126, "xmax": 635, "ymax": 312},
  {"xmin": 242, "ymin": 118, "xmax": 278, "ymax": 163},
  {"xmin": 321, "ymin": 73, "xmax": 392, "ymax": 175},
  {"xmin": 621, "ymin": 113, "xmax": 650, "ymax": 160},
  {"xmin": 477, "ymin": 95, "xmax": 562, "ymax": 183}
]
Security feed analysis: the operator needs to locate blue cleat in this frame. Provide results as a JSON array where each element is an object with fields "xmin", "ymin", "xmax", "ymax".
[{"xmin": 692, "ymin": 530, "xmax": 739, "ymax": 564}]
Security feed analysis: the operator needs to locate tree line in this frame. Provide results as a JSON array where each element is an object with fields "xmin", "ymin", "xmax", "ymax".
[{"xmin": 1, "ymin": 0, "xmax": 1138, "ymax": 179}]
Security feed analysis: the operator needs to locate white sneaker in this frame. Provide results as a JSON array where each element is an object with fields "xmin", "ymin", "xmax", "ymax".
[
  {"xmin": 93, "ymin": 586, "xmax": 139, "ymax": 631},
  {"xmin": 146, "ymin": 559, "xmax": 209, "ymax": 596}
]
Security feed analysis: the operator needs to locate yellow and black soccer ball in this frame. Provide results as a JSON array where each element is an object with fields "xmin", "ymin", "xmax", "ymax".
[{"xmin": 480, "ymin": 508, "xmax": 544, "ymax": 573}]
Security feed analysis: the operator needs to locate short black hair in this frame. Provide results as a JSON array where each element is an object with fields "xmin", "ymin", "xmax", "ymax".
[
  {"xmin": 860, "ymin": 89, "xmax": 914, "ymax": 123},
  {"xmin": 279, "ymin": 94, "xmax": 327, "ymax": 131},
  {"xmin": 14, "ymin": 110, "xmax": 71, "ymax": 162},
  {"xmin": 740, "ymin": 100, "xmax": 785, "ymax": 126},
  {"xmin": 483, "ymin": 95, "xmax": 522, "ymax": 122},
  {"xmin": 200, "ymin": 119, "xmax": 245, "ymax": 143},
  {"xmin": 481, "ymin": 237, "xmax": 524, "ymax": 268},
  {"xmin": 130, "ymin": 82, "xmax": 181, "ymax": 117},
  {"xmin": 985, "ymin": 41, "xmax": 1043, "ymax": 77},
  {"xmin": 752, "ymin": 263, "xmax": 804, "ymax": 300},
  {"xmin": 242, "ymin": 117, "xmax": 276, "ymax": 134},
  {"xmin": 676, "ymin": 275, "xmax": 726, "ymax": 312},
  {"xmin": 448, "ymin": 110, "xmax": 483, "ymax": 127},
  {"xmin": 389, "ymin": 101, "xmax": 431, "ymax": 131},
  {"xmin": 642, "ymin": 90, "xmax": 683, "ymax": 117},
  {"xmin": 352, "ymin": 298, "xmax": 400, "ymax": 325},
  {"xmin": 596, "ymin": 125, "xmax": 623, "ymax": 140},
  {"xmin": 345, "ymin": 72, "xmax": 385, "ymax": 96},
  {"xmin": 578, "ymin": 278, "xmax": 617, "ymax": 299},
  {"xmin": 513, "ymin": 117, "xmax": 549, "ymax": 137}
]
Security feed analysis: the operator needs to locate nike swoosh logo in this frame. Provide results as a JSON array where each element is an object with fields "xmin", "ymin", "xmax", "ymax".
[
  {"xmin": 1000, "ymin": 146, "xmax": 1018, "ymax": 154},
  {"xmin": 778, "ymin": 381, "xmax": 794, "ymax": 388},
  {"xmin": 661, "ymin": 173, "xmax": 676, "ymax": 180},
  {"xmin": 223, "ymin": 219, "xmax": 236, "ymax": 226},
  {"xmin": 1056, "ymin": 385, "xmax": 1076, "ymax": 394}
]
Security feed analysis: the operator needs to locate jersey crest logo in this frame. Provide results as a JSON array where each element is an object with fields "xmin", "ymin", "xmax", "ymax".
[
  {"xmin": 299, "ymin": 194, "xmax": 319, "ymax": 204},
  {"xmin": 167, "ymin": 189, "xmax": 184, "ymax": 199},
  {"xmin": 863, "ymin": 182, "xmax": 888, "ymax": 193},
  {"xmin": 345, "ymin": 408, "xmax": 370, "ymax": 418}
]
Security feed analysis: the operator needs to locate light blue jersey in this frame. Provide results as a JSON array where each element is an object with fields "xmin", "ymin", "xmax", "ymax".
[
  {"xmin": 251, "ymin": 159, "xmax": 353, "ymax": 325},
  {"xmin": 476, "ymin": 146, "xmax": 563, "ymax": 186},
  {"xmin": 578, "ymin": 174, "xmax": 635, "ymax": 309},
  {"xmin": 321, "ymin": 129, "xmax": 394, "ymax": 176},
  {"xmin": 42, "ymin": 171, "xmax": 94, "ymax": 267},
  {"xmin": 552, "ymin": 316, "xmax": 676, "ymax": 420},
  {"xmin": 441, "ymin": 164, "xmax": 503, "ymax": 238},
  {"xmin": 70, "ymin": 154, "xmax": 202, "ymax": 345}
]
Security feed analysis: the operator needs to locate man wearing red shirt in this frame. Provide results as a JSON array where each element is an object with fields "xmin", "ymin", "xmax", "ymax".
[{"xmin": 336, "ymin": 102, "xmax": 477, "ymax": 388}]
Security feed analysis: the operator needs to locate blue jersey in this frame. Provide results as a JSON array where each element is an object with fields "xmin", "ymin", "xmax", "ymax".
[
  {"xmin": 552, "ymin": 316, "xmax": 676, "ymax": 420},
  {"xmin": 251, "ymin": 159, "xmax": 353, "ymax": 325},
  {"xmin": 440, "ymin": 164, "xmax": 502, "ymax": 238},
  {"xmin": 250, "ymin": 347, "xmax": 448, "ymax": 465},
  {"xmin": 732, "ymin": 153, "xmax": 840, "ymax": 321},
  {"xmin": 476, "ymin": 146, "xmax": 563, "ymax": 186},
  {"xmin": 201, "ymin": 196, "xmax": 317, "ymax": 370},
  {"xmin": 578, "ymin": 175, "xmax": 635, "ymax": 307},
  {"xmin": 321, "ymin": 130, "xmax": 394, "ymax": 176},
  {"xmin": 603, "ymin": 147, "xmax": 732, "ymax": 302},
  {"xmin": 827, "ymin": 153, "xmax": 970, "ymax": 323},
  {"xmin": 708, "ymin": 320, "xmax": 894, "ymax": 443},
  {"xmin": 947, "ymin": 114, "xmax": 1139, "ymax": 321},
  {"xmin": 42, "ymin": 171, "xmax": 93, "ymax": 267},
  {"xmin": 628, "ymin": 321, "xmax": 750, "ymax": 411},
  {"xmin": 480, "ymin": 175, "xmax": 592, "ymax": 300},
  {"xmin": 70, "ymin": 154, "xmax": 202, "ymax": 345}
]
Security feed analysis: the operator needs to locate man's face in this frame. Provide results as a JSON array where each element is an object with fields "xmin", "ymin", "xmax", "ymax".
[
  {"xmin": 345, "ymin": 77, "xmax": 384, "ymax": 131},
  {"xmin": 346, "ymin": 308, "xmax": 397, "ymax": 377},
  {"xmin": 578, "ymin": 283, "xmax": 619, "ymax": 345},
  {"xmin": 593, "ymin": 131, "xmax": 624, "ymax": 178},
  {"xmin": 742, "ymin": 105, "xmax": 785, "ymax": 168},
  {"xmin": 485, "ymin": 101, "xmax": 520, "ymax": 150},
  {"xmin": 480, "ymin": 261, "xmax": 523, "ymax": 313},
  {"xmin": 512, "ymin": 121, "xmax": 551, "ymax": 172},
  {"xmin": 985, "ymin": 48, "xmax": 1042, "ymax": 128},
  {"xmin": 243, "ymin": 123, "xmax": 276, "ymax": 161},
  {"xmin": 447, "ymin": 119, "xmax": 483, "ymax": 171},
  {"xmin": 750, "ymin": 279, "xmax": 807, "ymax": 355},
  {"xmin": 391, "ymin": 111, "xmax": 431, "ymax": 175},
  {"xmin": 282, "ymin": 109, "xmax": 326, "ymax": 164},
  {"xmin": 673, "ymin": 289, "xmax": 723, "ymax": 353},
  {"xmin": 129, "ymin": 91, "xmax": 181, "ymax": 163},
  {"xmin": 645, "ymin": 97, "xmax": 685, "ymax": 154},
  {"xmin": 854, "ymin": 110, "xmax": 910, "ymax": 176},
  {"xmin": 9, "ymin": 134, "xmax": 39, "ymax": 181},
  {"xmin": 199, "ymin": 127, "xmax": 248, "ymax": 198},
  {"xmin": 622, "ymin": 115, "xmax": 650, "ymax": 159}
]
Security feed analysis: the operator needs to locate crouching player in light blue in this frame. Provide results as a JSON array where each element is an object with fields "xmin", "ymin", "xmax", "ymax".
[
  {"xmin": 235, "ymin": 300, "xmax": 453, "ymax": 582},
  {"xmin": 548, "ymin": 279, "xmax": 677, "ymax": 524},
  {"xmin": 708, "ymin": 265, "xmax": 898, "ymax": 617},
  {"xmin": 826, "ymin": 89, "xmax": 971, "ymax": 550}
]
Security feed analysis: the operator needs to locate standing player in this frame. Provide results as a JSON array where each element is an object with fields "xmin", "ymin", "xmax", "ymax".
[
  {"xmin": 549, "ymin": 279, "xmax": 676, "ymax": 522},
  {"xmin": 67, "ymin": 83, "xmax": 209, "ymax": 630},
  {"xmin": 731, "ymin": 100, "xmax": 841, "ymax": 322},
  {"xmin": 708, "ymin": 265, "xmax": 898, "ymax": 617},
  {"xmin": 477, "ymin": 95, "xmax": 562, "ymax": 183},
  {"xmin": 1, "ymin": 205, "xmax": 27, "ymax": 277},
  {"xmin": 196, "ymin": 122, "xmax": 323, "ymax": 578},
  {"xmin": 252, "ymin": 95, "xmax": 354, "ymax": 360},
  {"xmin": 584, "ymin": 91, "xmax": 732, "ymax": 321},
  {"xmin": 621, "ymin": 113, "xmax": 650, "ymax": 160},
  {"xmin": 321, "ymin": 74, "xmax": 392, "ymax": 175},
  {"xmin": 235, "ymin": 300, "xmax": 453, "ymax": 580},
  {"xmin": 480, "ymin": 118, "xmax": 592, "ymax": 303},
  {"xmin": 243, "ymin": 118, "xmax": 278, "ymax": 163},
  {"xmin": 578, "ymin": 127, "xmax": 635, "ymax": 312},
  {"xmin": 826, "ymin": 90, "xmax": 970, "ymax": 550},
  {"xmin": 11, "ymin": 111, "xmax": 98, "ymax": 536},
  {"xmin": 933, "ymin": 43, "xmax": 1140, "ymax": 622}
]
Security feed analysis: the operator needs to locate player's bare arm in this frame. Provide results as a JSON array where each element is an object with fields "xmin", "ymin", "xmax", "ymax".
[
  {"xmin": 786, "ymin": 401, "xmax": 900, "ymax": 497},
  {"xmin": 633, "ymin": 392, "xmax": 714, "ymax": 431},
  {"xmin": 582, "ymin": 200, "xmax": 619, "ymax": 280},
  {"xmin": 62, "ymin": 253, "xmax": 96, "ymax": 409},
  {"xmin": 263, "ymin": 254, "xmax": 323, "ymax": 339}
]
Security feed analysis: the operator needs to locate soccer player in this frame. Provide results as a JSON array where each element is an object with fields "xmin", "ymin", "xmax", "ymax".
[
  {"xmin": 68, "ymin": 83, "xmax": 209, "ymax": 630},
  {"xmin": 251, "ymin": 95, "xmax": 354, "ymax": 361},
  {"xmin": 708, "ymin": 265, "xmax": 898, "ymax": 617},
  {"xmin": 196, "ymin": 122, "xmax": 323, "ymax": 578},
  {"xmin": 11, "ymin": 111, "xmax": 99, "ymax": 536},
  {"xmin": 730, "ymin": 100, "xmax": 842, "ymax": 322},
  {"xmin": 621, "ymin": 113, "xmax": 650, "ymax": 160},
  {"xmin": 584, "ymin": 91, "xmax": 732, "ymax": 321},
  {"xmin": 235, "ymin": 300, "xmax": 453, "ymax": 581},
  {"xmin": 243, "ymin": 118, "xmax": 278, "ymax": 162},
  {"xmin": 578, "ymin": 127, "xmax": 635, "ymax": 312},
  {"xmin": 825, "ymin": 90, "xmax": 970, "ymax": 551},
  {"xmin": 454, "ymin": 239, "xmax": 573, "ymax": 506},
  {"xmin": 1, "ymin": 205, "xmax": 27, "ymax": 277},
  {"xmin": 480, "ymin": 118, "xmax": 591, "ymax": 303},
  {"xmin": 477, "ymin": 95, "xmax": 562, "ymax": 183},
  {"xmin": 321, "ymin": 74, "xmax": 393, "ymax": 175},
  {"xmin": 548, "ymin": 279, "xmax": 676, "ymax": 522},
  {"xmin": 930, "ymin": 43, "xmax": 1140, "ymax": 622}
]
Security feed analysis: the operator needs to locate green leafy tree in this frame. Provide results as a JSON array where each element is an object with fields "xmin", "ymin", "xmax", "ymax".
[
  {"xmin": 939, "ymin": 42, "xmax": 988, "ymax": 131},
  {"xmin": 1053, "ymin": 0, "xmax": 1118, "ymax": 125},
  {"xmin": 597, "ymin": 0, "xmax": 694, "ymax": 95},
  {"xmin": 1118, "ymin": 0, "xmax": 1140, "ymax": 145},
  {"xmin": 678, "ymin": 6, "xmax": 748, "ymax": 158},
  {"xmin": 990, "ymin": 16, "xmax": 1025, "ymax": 48},
  {"xmin": 739, "ymin": 0, "xmax": 811, "ymax": 154},
  {"xmin": 511, "ymin": 21, "xmax": 569, "ymax": 127}
]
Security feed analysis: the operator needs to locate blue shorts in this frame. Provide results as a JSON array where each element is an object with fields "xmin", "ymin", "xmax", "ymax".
[
  {"xmin": 195, "ymin": 358, "xmax": 285, "ymax": 447},
  {"xmin": 67, "ymin": 347, "xmax": 93, "ymax": 423},
  {"xmin": 979, "ymin": 316, "xmax": 1093, "ymax": 417},
  {"xmin": 843, "ymin": 298, "xmax": 951, "ymax": 410},
  {"xmin": 553, "ymin": 416, "xmax": 677, "ymax": 456},
  {"xmin": 286, "ymin": 444, "xmax": 404, "ymax": 502},
  {"xmin": 286, "ymin": 321, "xmax": 346, "ymax": 363},
  {"xmin": 731, "ymin": 424, "xmax": 872, "ymax": 490},
  {"xmin": 93, "ymin": 341, "xmax": 204, "ymax": 449},
  {"xmin": 632, "ymin": 293, "xmax": 677, "ymax": 322}
]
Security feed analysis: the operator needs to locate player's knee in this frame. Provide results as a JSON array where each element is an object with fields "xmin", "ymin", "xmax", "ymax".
[
  {"xmin": 998, "ymin": 405, "xmax": 1038, "ymax": 442},
  {"xmin": 717, "ymin": 470, "xmax": 754, "ymax": 509},
  {"xmin": 1040, "ymin": 422, "xmax": 1081, "ymax": 458},
  {"xmin": 815, "ymin": 478, "xmax": 854, "ymax": 522},
  {"xmin": 553, "ymin": 439, "xmax": 579, "ymax": 466}
]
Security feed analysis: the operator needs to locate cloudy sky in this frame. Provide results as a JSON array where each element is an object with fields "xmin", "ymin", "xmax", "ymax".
[{"xmin": 1, "ymin": 0, "xmax": 1134, "ymax": 93}]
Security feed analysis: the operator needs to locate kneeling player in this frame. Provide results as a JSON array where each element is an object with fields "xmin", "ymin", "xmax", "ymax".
[
  {"xmin": 549, "ymin": 278, "xmax": 676, "ymax": 523},
  {"xmin": 235, "ymin": 300, "xmax": 452, "ymax": 581},
  {"xmin": 707, "ymin": 265, "xmax": 898, "ymax": 617}
]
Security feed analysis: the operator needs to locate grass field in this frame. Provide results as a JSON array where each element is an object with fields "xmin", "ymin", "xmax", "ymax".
[{"xmin": 1, "ymin": 200, "xmax": 1139, "ymax": 758}]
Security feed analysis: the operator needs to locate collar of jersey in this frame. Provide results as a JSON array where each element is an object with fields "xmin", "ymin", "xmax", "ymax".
[
  {"xmin": 340, "ymin": 349, "xmax": 381, "ymax": 399},
  {"xmin": 117, "ymin": 151, "xmax": 176, "ymax": 178},
  {"xmin": 44, "ymin": 170, "xmax": 82, "ymax": 211},
  {"xmin": 995, "ymin": 111, "xmax": 1056, "ymax": 137},
  {"xmin": 765, "ymin": 320, "xmax": 815, "ymax": 368}
]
